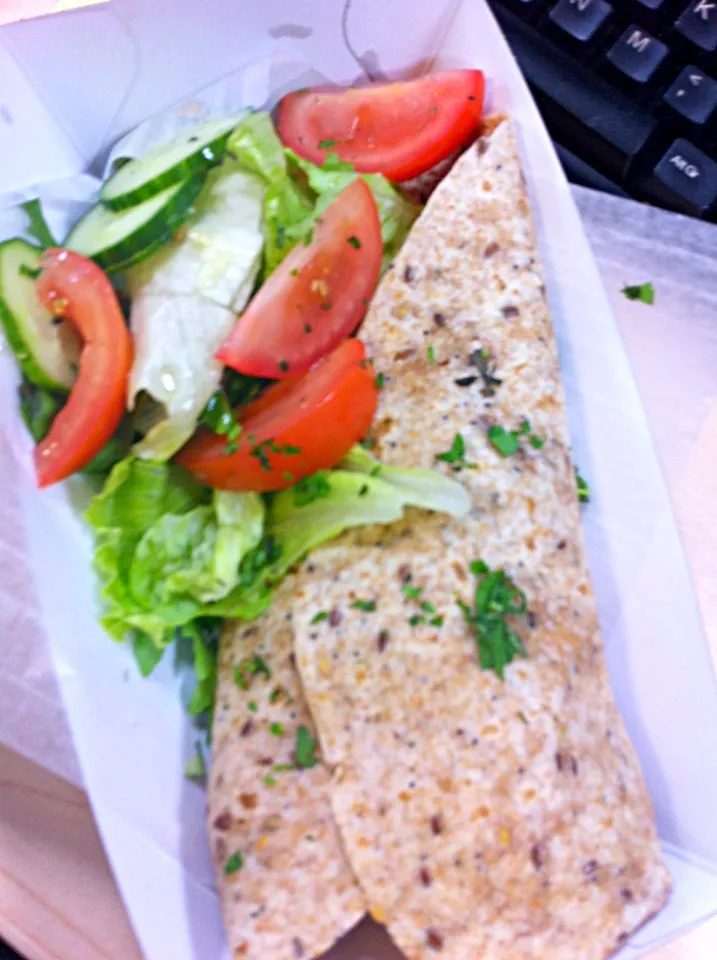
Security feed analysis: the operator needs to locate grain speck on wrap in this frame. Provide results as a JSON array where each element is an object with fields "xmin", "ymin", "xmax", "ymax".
[{"xmin": 293, "ymin": 117, "xmax": 671, "ymax": 959}]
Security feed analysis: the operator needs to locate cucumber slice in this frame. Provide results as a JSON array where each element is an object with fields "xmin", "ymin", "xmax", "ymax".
[
  {"xmin": 66, "ymin": 176, "xmax": 205, "ymax": 274},
  {"xmin": 0, "ymin": 239, "xmax": 80, "ymax": 391},
  {"xmin": 100, "ymin": 113, "xmax": 245, "ymax": 211}
]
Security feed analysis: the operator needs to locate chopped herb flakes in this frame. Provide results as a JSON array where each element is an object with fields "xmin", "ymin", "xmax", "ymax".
[
  {"xmin": 402, "ymin": 585, "xmax": 422, "ymax": 600},
  {"xmin": 278, "ymin": 360, "xmax": 290, "ymax": 373},
  {"xmin": 318, "ymin": 138, "xmax": 337, "ymax": 149},
  {"xmin": 248, "ymin": 701, "xmax": 258, "ymax": 713},
  {"xmin": 436, "ymin": 432, "xmax": 474, "ymax": 470},
  {"xmin": 295, "ymin": 726, "xmax": 319, "ymax": 768},
  {"xmin": 250, "ymin": 438, "xmax": 301, "ymax": 471},
  {"xmin": 622, "ymin": 282, "xmax": 654, "ymax": 305},
  {"xmin": 458, "ymin": 560, "xmax": 528, "ymax": 680},
  {"xmin": 409, "ymin": 614, "xmax": 426, "ymax": 627},
  {"xmin": 293, "ymin": 472, "xmax": 331, "ymax": 507},
  {"xmin": 234, "ymin": 653, "xmax": 271, "ymax": 690},
  {"xmin": 270, "ymin": 722, "xmax": 285, "ymax": 737},
  {"xmin": 224, "ymin": 851, "xmax": 244, "ymax": 875},
  {"xmin": 351, "ymin": 599, "xmax": 376, "ymax": 612},
  {"xmin": 347, "ymin": 235, "xmax": 361, "ymax": 249},
  {"xmin": 310, "ymin": 611, "xmax": 329, "ymax": 625},
  {"xmin": 375, "ymin": 372, "xmax": 385, "ymax": 390},
  {"xmin": 430, "ymin": 615, "xmax": 444, "ymax": 627},
  {"xmin": 488, "ymin": 420, "xmax": 543, "ymax": 457},
  {"xmin": 427, "ymin": 345, "xmax": 436, "ymax": 364},
  {"xmin": 488, "ymin": 425, "xmax": 521, "ymax": 457},
  {"xmin": 575, "ymin": 468, "xmax": 590, "ymax": 504},
  {"xmin": 263, "ymin": 774, "xmax": 277, "ymax": 787}
]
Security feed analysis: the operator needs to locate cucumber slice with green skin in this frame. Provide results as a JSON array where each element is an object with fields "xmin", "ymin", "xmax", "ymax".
[
  {"xmin": 0, "ymin": 239, "xmax": 80, "ymax": 391},
  {"xmin": 66, "ymin": 175, "xmax": 205, "ymax": 274},
  {"xmin": 100, "ymin": 113, "xmax": 246, "ymax": 211}
]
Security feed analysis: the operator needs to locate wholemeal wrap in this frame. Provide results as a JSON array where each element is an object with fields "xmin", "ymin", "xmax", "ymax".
[{"xmin": 210, "ymin": 115, "xmax": 670, "ymax": 960}]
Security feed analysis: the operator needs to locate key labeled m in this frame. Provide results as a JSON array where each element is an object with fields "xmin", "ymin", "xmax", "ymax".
[{"xmin": 626, "ymin": 30, "xmax": 651, "ymax": 52}]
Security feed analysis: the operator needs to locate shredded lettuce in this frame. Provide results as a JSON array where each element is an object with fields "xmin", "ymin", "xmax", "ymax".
[{"xmin": 227, "ymin": 112, "xmax": 419, "ymax": 276}]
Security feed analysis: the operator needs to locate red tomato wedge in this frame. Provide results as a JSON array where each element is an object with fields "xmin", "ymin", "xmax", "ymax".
[
  {"xmin": 277, "ymin": 70, "xmax": 485, "ymax": 182},
  {"xmin": 176, "ymin": 339, "xmax": 377, "ymax": 492},
  {"xmin": 216, "ymin": 178, "xmax": 381, "ymax": 380},
  {"xmin": 34, "ymin": 249, "xmax": 133, "ymax": 488}
]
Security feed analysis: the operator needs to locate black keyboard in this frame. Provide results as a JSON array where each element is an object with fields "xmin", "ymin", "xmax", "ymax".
[{"xmin": 488, "ymin": 0, "xmax": 717, "ymax": 220}]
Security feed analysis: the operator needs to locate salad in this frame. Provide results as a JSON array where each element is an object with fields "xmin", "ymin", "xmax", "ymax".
[{"xmin": 0, "ymin": 69, "xmax": 484, "ymax": 715}]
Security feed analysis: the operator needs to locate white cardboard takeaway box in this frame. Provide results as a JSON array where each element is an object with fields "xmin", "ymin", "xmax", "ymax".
[{"xmin": 2, "ymin": 1, "xmax": 717, "ymax": 958}]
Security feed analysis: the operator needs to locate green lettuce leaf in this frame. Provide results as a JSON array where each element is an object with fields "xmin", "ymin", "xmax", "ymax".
[
  {"xmin": 228, "ymin": 112, "xmax": 420, "ymax": 276},
  {"xmin": 262, "ymin": 446, "xmax": 470, "ymax": 582},
  {"xmin": 86, "ymin": 458, "xmax": 266, "ymax": 654}
]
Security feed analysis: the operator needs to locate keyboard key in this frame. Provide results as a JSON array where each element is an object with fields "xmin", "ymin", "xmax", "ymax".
[
  {"xmin": 607, "ymin": 26, "xmax": 669, "ymax": 82},
  {"xmin": 651, "ymin": 138, "xmax": 717, "ymax": 214},
  {"xmin": 676, "ymin": 1, "xmax": 717, "ymax": 53},
  {"xmin": 664, "ymin": 66, "xmax": 717, "ymax": 122},
  {"xmin": 491, "ymin": 5, "xmax": 657, "ymax": 178},
  {"xmin": 548, "ymin": 0, "xmax": 613, "ymax": 42}
]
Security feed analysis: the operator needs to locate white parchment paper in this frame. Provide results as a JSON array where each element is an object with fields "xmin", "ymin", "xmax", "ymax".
[{"xmin": 2, "ymin": 2, "xmax": 717, "ymax": 958}]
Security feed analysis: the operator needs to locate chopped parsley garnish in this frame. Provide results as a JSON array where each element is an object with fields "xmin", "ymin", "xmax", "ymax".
[
  {"xmin": 233, "ymin": 653, "xmax": 271, "ymax": 690},
  {"xmin": 295, "ymin": 726, "xmax": 319, "ymax": 768},
  {"xmin": 318, "ymin": 138, "xmax": 337, "ymax": 149},
  {"xmin": 250, "ymin": 438, "xmax": 301, "ymax": 471},
  {"xmin": 427, "ymin": 345, "xmax": 436, "ymax": 364},
  {"xmin": 263, "ymin": 774, "xmax": 277, "ymax": 787},
  {"xmin": 269, "ymin": 686, "xmax": 287, "ymax": 705},
  {"xmin": 430, "ymin": 615, "xmax": 444, "ymax": 627},
  {"xmin": 575, "ymin": 468, "xmax": 590, "ymax": 504},
  {"xmin": 622, "ymin": 282, "xmax": 654, "ymax": 305},
  {"xmin": 409, "ymin": 614, "xmax": 426, "ymax": 627},
  {"xmin": 290, "ymin": 268, "xmax": 299, "ymax": 277},
  {"xmin": 248, "ymin": 701, "xmax": 258, "ymax": 713},
  {"xmin": 351, "ymin": 599, "xmax": 377, "ymax": 612},
  {"xmin": 488, "ymin": 420, "xmax": 543, "ymax": 457},
  {"xmin": 458, "ymin": 560, "xmax": 528, "ymax": 680},
  {"xmin": 223, "ymin": 851, "xmax": 244, "ymax": 875},
  {"xmin": 311, "ymin": 611, "xmax": 329, "ymax": 625},
  {"xmin": 375, "ymin": 372, "xmax": 385, "ymax": 390},
  {"xmin": 293, "ymin": 472, "xmax": 331, "ymax": 507},
  {"xmin": 402, "ymin": 584, "xmax": 422, "ymax": 600},
  {"xmin": 347, "ymin": 235, "xmax": 361, "ymax": 249},
  {"xmin": 270, "ymin": 722, "xmax": 285, "ymax": 737},
  {"xmin": 274, "ymin": 763, "xmax": 295, "ymax": 773},
  {"xmin": 421, "ymin": 600, "xmax": 436, "ymax": 614},
  {"xmin": 487, "ymin": 424, "xmax": 521, "ymax": 457},
  {"xmin": 199, "ymin": 390, "xmax": 241, "ymax": 453},
  {"xmin": 436, "ymin": 432, "xmax": 469, "ymax": 468}
]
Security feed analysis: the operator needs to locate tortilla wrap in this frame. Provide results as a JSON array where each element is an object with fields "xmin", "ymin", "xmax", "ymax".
[
  {"xmin": 208, "ymin": 573, "xmax": 365, "ymax": 960},
  {"xmin": 292, "ymin": 116, "xmax": 670, "ymax": 958}
]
